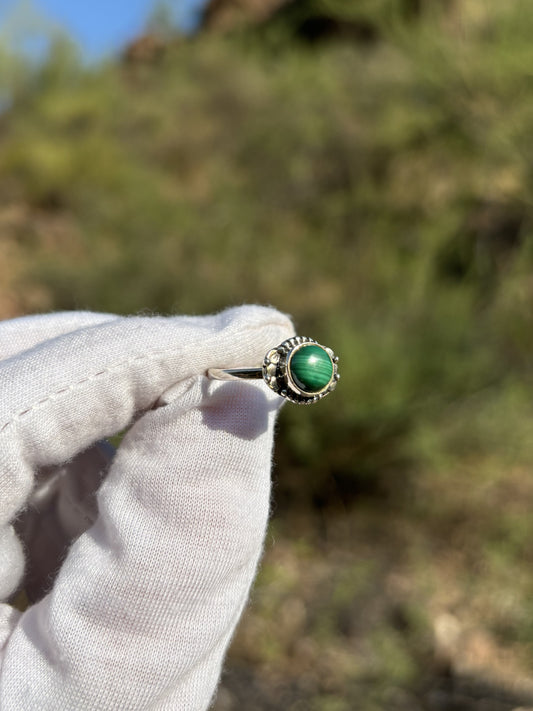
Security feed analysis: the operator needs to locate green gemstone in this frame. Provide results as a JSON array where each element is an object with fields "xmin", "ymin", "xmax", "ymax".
[{"xmin": 289, "ymin": 344, "xmax": 333, "ymax": 393}]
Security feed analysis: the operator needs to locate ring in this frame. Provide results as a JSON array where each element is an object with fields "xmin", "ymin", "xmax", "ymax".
[{"xmin": 208, "ymin": 336, "xmax": 339, "ymax": 404}]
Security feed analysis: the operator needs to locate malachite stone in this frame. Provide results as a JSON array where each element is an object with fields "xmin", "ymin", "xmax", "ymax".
[{"xmin": 289, "ymin": 344, "xmax": 333, "ymax": 393}]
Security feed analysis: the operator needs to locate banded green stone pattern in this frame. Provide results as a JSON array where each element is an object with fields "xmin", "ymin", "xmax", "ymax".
[{"xmin": 289, "ymin": 344, "xmax": 333, "ymax": 393}]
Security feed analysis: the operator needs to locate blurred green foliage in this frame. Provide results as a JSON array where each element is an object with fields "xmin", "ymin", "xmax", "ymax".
[
  {"xmin": 3, "ymin": 1, "xmax": 533, "ymax": 510},
  {"xmin": 3, "ymin": 1, "xmax": 533, "ymax": 706}
]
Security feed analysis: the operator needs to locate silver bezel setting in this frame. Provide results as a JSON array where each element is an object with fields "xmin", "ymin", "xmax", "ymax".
[{"xmin": 262, "ymin": 336, "xmax": 339, "ymax": 405}]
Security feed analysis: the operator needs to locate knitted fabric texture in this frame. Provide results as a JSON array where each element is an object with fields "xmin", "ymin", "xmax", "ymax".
[{"xmin": 0, "ymin": 305, "xmax": 293, "ymax": 710}]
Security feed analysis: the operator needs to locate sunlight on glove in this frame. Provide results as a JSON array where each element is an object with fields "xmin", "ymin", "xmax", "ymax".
[{"xmin": 0, "ymin": 305, "xmax": 294, "ymax": 710}]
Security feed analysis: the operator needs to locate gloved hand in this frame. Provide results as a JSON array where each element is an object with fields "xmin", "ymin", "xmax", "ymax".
[{"xmin": 0, "ymin": 305, "xmax": 294, "ymax": 710}]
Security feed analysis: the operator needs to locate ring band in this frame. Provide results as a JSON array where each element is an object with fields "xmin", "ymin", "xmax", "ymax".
[{"xmin": 208, "ymin": 336, "xmax": 339, "ymax": 404}]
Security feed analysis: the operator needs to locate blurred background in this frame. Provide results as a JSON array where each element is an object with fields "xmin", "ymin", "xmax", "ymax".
[{"xmin": 2, "ymin": 0, "xmax": 533, "ymax": 708}]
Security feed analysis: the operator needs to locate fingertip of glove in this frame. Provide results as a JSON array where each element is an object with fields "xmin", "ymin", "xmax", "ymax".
[
  {"xmin": 214, "ymin": 305, "xmax": 295, "ymax": 367},
  {"xmin": 200, "ymin": 379, "xmax": 281, "ymax": 441},
  {"xmin": 218, "ymin": 305, "xmax": 294, "ymax": 335},
  {"xmin": 155, "ymin": 377, "xmax": 282, "ymax": 441}
]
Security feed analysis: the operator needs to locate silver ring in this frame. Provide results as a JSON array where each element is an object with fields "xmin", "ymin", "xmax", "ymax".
[{"xmin": 208, "ymin": 336, "xmax": 339, "ymax": 404}]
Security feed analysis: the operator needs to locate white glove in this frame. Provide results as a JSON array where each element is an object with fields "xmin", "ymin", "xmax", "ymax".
[{"xmin": 0, "ymin": 305, "xmax": 294, "ymax": 710}]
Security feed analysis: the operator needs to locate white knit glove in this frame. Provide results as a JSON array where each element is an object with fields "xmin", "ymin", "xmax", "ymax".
[{"xmin": 0, "ymin": 305, "xmax": 294, "ymax": 710}]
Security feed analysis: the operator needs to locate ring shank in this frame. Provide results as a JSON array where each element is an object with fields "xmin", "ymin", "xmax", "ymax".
[{"xmin": 207, "ymin": 367, "xmax": 263, "ymax": 381}]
